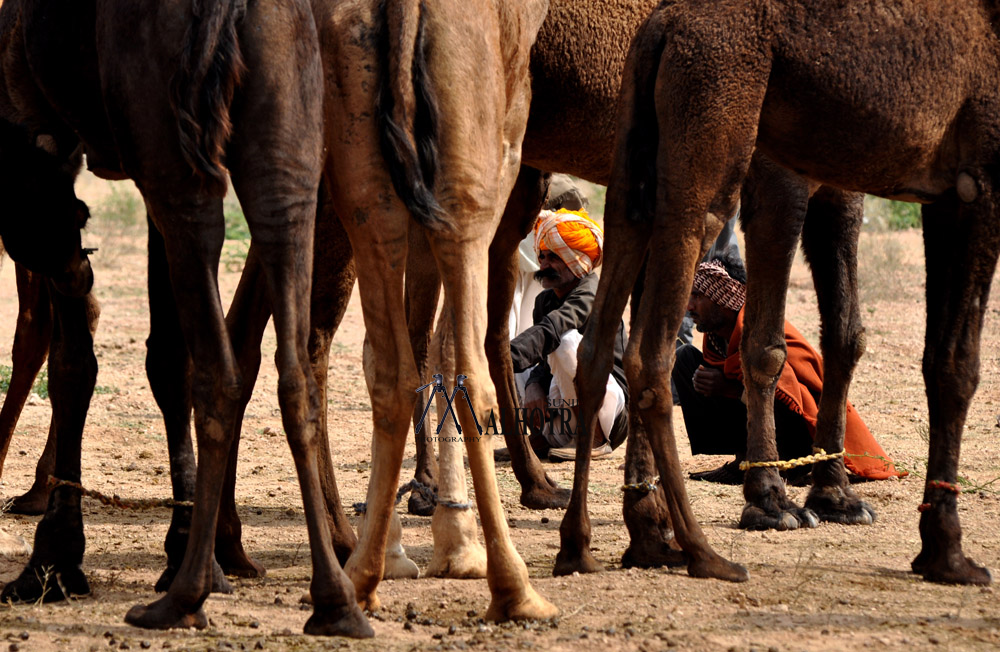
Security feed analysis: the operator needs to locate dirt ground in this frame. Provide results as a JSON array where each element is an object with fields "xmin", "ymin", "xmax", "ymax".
[{"xmin": 1, "ymin": 174, "xmax": 999, "ymax": 652}]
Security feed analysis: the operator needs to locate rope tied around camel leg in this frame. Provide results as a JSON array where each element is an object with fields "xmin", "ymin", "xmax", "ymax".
[
  {"xmin": 918, "ymin": 479, "xmax": 962, "ymax": 512},
  {"xmin": 621, "ymin": 476, "xmax": 660, "ymax": 493},
  {"xmin": 353, "ymin": 478, "xmax": 472, "ymax": 514},
  {"xmin": 46, "ymin": 476, "xmax": 194, "ymax": 510}
]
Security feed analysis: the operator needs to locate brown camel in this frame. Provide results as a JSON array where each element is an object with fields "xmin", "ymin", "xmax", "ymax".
[
  {"xmin": 0, "ymin": 0, "xmax": 377, "ymax": 636},
  {"xmin": 318, "ymin": 0, "xmax": 557, "ymax": 619},
  {"xmin": 0, "ymin": 263, "xmax": 100, "ymax": 515},
  {"xmin": 576, "ymin": 0, "xmax": 999, "ymax": 586}
]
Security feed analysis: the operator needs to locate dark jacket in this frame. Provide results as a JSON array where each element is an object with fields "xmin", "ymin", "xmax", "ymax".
[{"xmin": 510, "ymin": 272, "xmax": 628, "ymax": 404}]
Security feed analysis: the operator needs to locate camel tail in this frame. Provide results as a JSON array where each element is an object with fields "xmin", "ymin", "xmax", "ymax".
[
  {"xmin": 620, "ymin": 19, "xmax": 668, "ymax": 223},
  {"xmin": 376, "ymin": 0, "xmax": 448, "ymax": 231},
  {"xmin": 169, "ymin": 0, "xmax": 247, "ymax": 196}
]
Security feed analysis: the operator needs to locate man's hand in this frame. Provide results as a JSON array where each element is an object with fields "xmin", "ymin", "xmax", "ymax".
[
  {"xmin": 523, "ymin": 382, "xmax": 548, "ymax": 429},
  {"xmin": 692, "ymin": 364, "xmax": 728, "ymax": 397}
]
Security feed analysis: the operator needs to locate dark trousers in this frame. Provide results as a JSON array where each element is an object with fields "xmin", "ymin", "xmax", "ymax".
[{"xmin": 672, "ymin": 344, "xmax": 814, "ymax": 460}]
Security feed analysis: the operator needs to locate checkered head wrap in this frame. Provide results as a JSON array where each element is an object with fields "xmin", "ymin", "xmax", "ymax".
[
  {"xmin": 693, "ymin": 261, "xmax": 746, "ymax": 312},
  {"xmin": 533, "ymin": 208, "xmax": 604, "ymax": 278}
]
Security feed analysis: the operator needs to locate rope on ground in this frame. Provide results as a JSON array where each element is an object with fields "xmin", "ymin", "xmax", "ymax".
[
  {"xmin": 46, "ymin": 476, "xmax": 194, "ymax": 510},
  {"xmin": 621, "ymin": 476, "xmax": 660, "ymax": 494},
  {"xmin": 918, "ymin": 479, "xmax": 962, "ymax": 512},
  {"xmin": 353, "ymin": 478, "xmax": 472, "ymax": 514},
  {"xmin": 738, "ymin": 448, "xmax": 844, "ymax": 471}
]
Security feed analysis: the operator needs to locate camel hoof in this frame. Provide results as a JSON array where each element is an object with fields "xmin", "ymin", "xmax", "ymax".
[
  {"xmin": 426, "ymin": 541, "xmax": 488, "ymax": 579},
  {"xmin": 621, "ymin": 542, "xmax": 688, "ymax": 569},
  {"xmin": 384, "ymin": 552, "xmax": 420, "ymax": 579},
  {"xmin": 354, "ymin": 591, "xmax": 382, "ymax": 613},
  {"xmin": 428, "ymin": 504, "xmax": 488, "ymax": 578},
  {"xmin": 216, "ymin": 547, "xmax": 267, "ymax": 579},
  {"xmin": 124, "ymin": 597, "xmax": 208, "ymax": 630},
  {"xmin": 485, "ymin": 585, "xmax": 558, "ymax": 622},
  {"xmin": 407, "ymin": 491, "xmax": 435, "ymax": 517},
  {"xmin": 688, "ymin": 554, "xmax": 749, "ymax": 583},
  {"xmin": 0, "ymin": 563, "xmax": 90, "ymax": 603},
  {"xmin": 912, "ymin": 551, "xmax": 992, "ymax": 585},
  {"xmin": 7, "ymin": 488, "xmax": 50, "ymax": 516},
  {"xmin": 304, "ymin": 605, "xmax": 374, "ymax": 638},
  {"xmin": 552, "ymin": 547, "xmax": 604, "ymax": 576},
  {"xmin": 805, "ymin": 486, "xmax": 877, "ymax": 525},
  {"xmin": 154, "ymin": 559, "xmax": 233, "ymax": 594},
  {"xmin": 520, "ymin": 484, "xmax": 571, "ymax": 510},
  {"xmin": 739, "ymin": 502, "xmax": 819, "ymax": 531}
]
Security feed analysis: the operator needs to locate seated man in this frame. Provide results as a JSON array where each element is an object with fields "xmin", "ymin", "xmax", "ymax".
[
  {"xmin": 509, "ymin": 208, "xmax": 628, "ymax": 461},
  {"xmin": 674, "ymin": 255, "xmax": 905, "ymax": 484}
]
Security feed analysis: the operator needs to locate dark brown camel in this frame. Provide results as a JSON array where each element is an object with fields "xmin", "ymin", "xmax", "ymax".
[
  {"xmin": 0, "ymin": 0, "xmax": 377, "ymax": 636},
  {"xmin": 576, "ymin": 0, "xmax": 999, "ymax": 586},
  {"xmin": 0, "ymin": 263, "xmax": 100, "ymax": 516}
]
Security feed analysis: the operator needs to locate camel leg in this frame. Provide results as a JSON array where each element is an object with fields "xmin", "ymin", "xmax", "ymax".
[
  {"xmin": 337, "ymin": 237, "xmax": 416, "ymax": 609},
  {"xmin": 425, "ymin": 302, "xmax": 488, "ymax": 579},
  {"xmin": 555, "ymin": 193, "xmax": 651, "ymax": 576},
  {"xmin": 428, "ymin": 221, "xmax": 556, "ymax": 619},
  {"xmin": 620, "ymin": 408, "xmax": 686, "ymax": 568},
  {"xmin": 619, "ymin": 259, "xmax": 685, "ymax": 569},
  {"xmin": 619, "ymin": 216, "xmax": 748, "ymax": 581},
  {"xmin": 10, "ymin": 286, "xmax": 98, "ymax": 516},
  {"xmin": 145, "ymin": 218, "xmax": 231, "ymax": 596},
  {"xmin": 308, "ymin": 184, "xmax": 359, "ymax": 565},
  {"xmin": 322, "ymin": 2, "xmax": 442, "ymax": 612},
  {"xmin": 486, "ymin": 165, "xmax": 571, "ymax": 510},
  {"xmin": 737, "ymin": 157, "xmax": 820, "ymax": 531},
  {"xmin": 230, "ymin": 6, "xmax": 368, "ymax": 636},
  {"xmin": 405, "ymin": 225, "xmax": 440, "ymax": 517},
  {"xmin": 0, "ymin": 283, "xmax": 96, "ymax": 603},
  {"xmin": 355, "ymin": 335, "xmax": 419, "ymax": 581},
  {"xmin": 909, "ymin": 183, "xmax": 998, "ymax": 585},
  {"xmin": 563, "ymin": 16, "xmax": 751, "ymax": 581},
  {"xmin": 214, "ymin": 243, "xmax": 269, "ymax": 579},
  {"xmin": 800, "ymin": 188, "xmax": 876, "ymax": 525},
  {"xmin": 0, "ymin": 265, "xmax": 52, "ymax": 515}
]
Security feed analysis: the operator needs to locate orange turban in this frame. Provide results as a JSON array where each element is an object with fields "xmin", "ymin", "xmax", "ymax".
[{"xmin": 533, "ymin": 208, "xmax": 604, "ymax": 278}]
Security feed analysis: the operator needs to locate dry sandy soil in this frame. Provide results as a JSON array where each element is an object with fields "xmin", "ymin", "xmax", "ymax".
[{"xmin": 0, "ymin": 174, "xmax": 999, "ymax": 652}]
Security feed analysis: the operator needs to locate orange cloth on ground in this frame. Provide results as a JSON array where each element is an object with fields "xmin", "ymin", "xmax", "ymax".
[{"xmin": 702, "ymin": 308, "xmax": 905, "ymax": 480}]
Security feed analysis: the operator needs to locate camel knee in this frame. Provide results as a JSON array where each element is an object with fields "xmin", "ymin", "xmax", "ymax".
[
  {"xmin": 370, "ymin": 381, "xmax": 417, "ymax": 438},
  {"xmin": 744, "ymin": 344, "xmax": 786, "ymax": 388}
]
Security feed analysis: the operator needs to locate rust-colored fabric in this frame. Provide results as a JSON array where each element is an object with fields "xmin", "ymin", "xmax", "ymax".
[{"xmin": 702, "ymin": 308, "xmax": 905, "ymax": 479}]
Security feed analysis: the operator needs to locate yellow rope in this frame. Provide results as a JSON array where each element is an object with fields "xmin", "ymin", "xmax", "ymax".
[
  {"xmin": 621, "ymin": 476, "xmax": 660, "ymax": 493},
  {"xmin": 738, "ymin": 448, "xmax": 844, "ymax": 471}
]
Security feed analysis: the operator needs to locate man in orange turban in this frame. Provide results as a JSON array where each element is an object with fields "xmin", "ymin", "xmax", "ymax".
[
  {"xmin": 508, "ymin": 208, "xmax": 628, "ymax": 461},
  {"xmin": 674, "ymin": 254, "xmax": 905, "ymax": 483}
]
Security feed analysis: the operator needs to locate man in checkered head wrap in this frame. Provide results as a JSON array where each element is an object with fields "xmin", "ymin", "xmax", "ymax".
[{"xmin": 673, "ymin": 254, "xmax": 903, "ymax": 484}]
